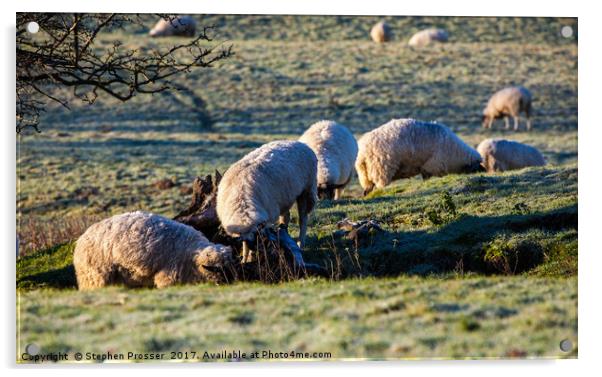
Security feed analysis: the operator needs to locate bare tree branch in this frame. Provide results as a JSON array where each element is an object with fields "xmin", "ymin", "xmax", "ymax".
[{"xmin": 16, "ymin": 13, "xmax": 233, "ymax": 132}]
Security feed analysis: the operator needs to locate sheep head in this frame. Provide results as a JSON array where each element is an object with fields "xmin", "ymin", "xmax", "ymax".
[
  {"xmin": 362, "ymin": 184, "xmax": 375, "ymax": 197},
  {"xmin": 318, "ymin": 184, "xmax": 336, "ymax": 200},
  {"xmin": 462, "ymin": 160, "xmax": 486, "ymax": 174},
  {"xmin": 194, "ymin": 243, "xmax": 236, "ymax": 283},
  {"xmin": 481, "ymin": 114, "xmax": 490, "ymax": 128}
]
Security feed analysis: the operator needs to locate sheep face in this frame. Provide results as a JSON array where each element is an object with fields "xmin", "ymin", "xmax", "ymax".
[
  {"xmin": 482, "ymin": 113, "xmax": 503, "ymax": 128},
  {"xmin": 358, "ymin": 175, "xmax": 375, "ymax": 196},
  {"xmin": 227, "ymin": 229, "xmax": 257, "ymax": 242},
  {"xmin": 462, "ymin": 160, "xmax": 486, "ymax": 174},
  {"xmin": 221, "ymin": 227, "xmax": 261, "ymax": 265},
  {"xmin": 194, "ymin": 244, "xmax": 235, "ymax": 283},
  {"xmin": 362, "ymin": 184, "xmax": 375, "ymax": 197},
  {"xmin": 318, "ymin": 185, "xmax": 336, "ymax": 200},
  {"xmin": 481, "ymin": 114, "xmax": 489, "ymax": 128}
]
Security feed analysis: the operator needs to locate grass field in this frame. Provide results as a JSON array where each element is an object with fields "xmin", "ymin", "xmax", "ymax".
[
  {"xmin": 18, "ymin": 276, "xmax": 577, "ymax": 360},
  {"xmin": 16, "ymin": 15, "xmax": 577, "ymax": 361}
]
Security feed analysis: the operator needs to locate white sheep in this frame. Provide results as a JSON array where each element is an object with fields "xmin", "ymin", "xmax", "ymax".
[
  {"xmin": 482, "ymin": 86, "xmax": 533, "ymax": 131},
  {"xmin": 299, "ymin": 120, "xmax": 358, "ymax": 200},
  {"xmin": 355, "ymin": 118, "xmax": 483, "ymax": 195},
  {"xmin": 73, "ymin": 211, "xmax": 233, "ymax": 290},
  {"xmin": 408, "ymin": 28, "xmax": 448, "ymax": 47},
  {"xmin": 149, "ymin": 16, "xmax": 196, "ymax": 38},
  {"xmin": 216, "ymin": 141, "xmax": 318, "ymax": 260},
  {"xmin": 477, "ymin": 138, "xmax": 546, "ymax": 172},
  {"xmin": 370, "ymin": 21, "xmax": 392, "ymax": 43}
]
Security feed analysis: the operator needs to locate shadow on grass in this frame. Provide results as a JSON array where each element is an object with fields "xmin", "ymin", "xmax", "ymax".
[
  {"xmin": 18, "ymin": 265, "xmax": 77, "ymax": 289},
  {"xmin": 307, "ymin": 204, "xmax": 577, "ymax": 278},
  {"xmin": 17, "ymin": 243, "xmax": 77, "ymax": 290}
]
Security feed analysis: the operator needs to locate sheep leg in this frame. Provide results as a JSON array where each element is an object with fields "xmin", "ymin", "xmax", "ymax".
[
  {"xmin": 297, "ymin": 209, "xmax": 308, "ymax": 249},
  {"xmin": 296, "ymin": 191, "xmax": 315, "ymax": 248},
  {"xmin": 334, "ymin": 188, "xmax": 343, "ymax": 200},
  {"xmin": 525, "ymin": 104, "xmax": 532, "ymax": 131},
  {"xmin": 334, "ymin": 176, "xmax": 351, "ymax": 200},
  {"xmin": 514, "ymin": 116, "xmax": 520, "ymax": 131},
  {"xmin": 241, "ymin": 240, "xmax": 252, "ymax": 263},
  {"xmin": 154, "ymin": 270, "xmax": 176, "ymax": 288},
  {"xmin": 279, "ymin": 211, "xmax": 291, "ymax": 226},
  {"xmin": 75, "ymin": 267, "xmax": 112, "ymax": 290},
  {"xmin": 504, "ymin": 116, "xmax": 510, "ymax": 130}
]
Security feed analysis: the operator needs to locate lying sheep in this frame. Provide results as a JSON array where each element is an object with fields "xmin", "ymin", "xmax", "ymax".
[
  {"xmin": 73, "ymin": 211, "xmax": 233, "ymax": 290},
  {"xmin": 482, "ymin": 86, "xmax": 533, "ymax": 131},
  {"xmin": 149, "ymin": 15, "xmax": 196, "ymax": 37},
  {"xmin": 216, "ymin": 141, "xmax": 318, "ymax": 261},
  {"xmin": 408, "ymin": 28, "xmax": 448, "ymax": 47},
  {"xmin": 477, "ymin": 138, "xmax": 546, "ymax": 172},
  {"xmin": 370, "ymin": 21, "xmax": 392, "ymax": 43},
  {"xmin": 355, "ymin": 118, "xmax": 483, "ymax": 195},
  {"xmin": 299, "ymin": 120, "xmax": 358, "ymax": 200}
]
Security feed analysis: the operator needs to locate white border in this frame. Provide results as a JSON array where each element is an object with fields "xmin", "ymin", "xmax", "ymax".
[{"xmin": 3, "ymin": 1, "xmax": 600, "ymax": 376}]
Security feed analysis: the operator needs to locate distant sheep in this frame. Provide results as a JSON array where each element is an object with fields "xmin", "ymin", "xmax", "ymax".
[
  {"xmin": 408, "ymin": 28, "xmax": 448, "ymax": 47},
  {"xmin": 216, "ymin": 141, "xmax": 318, "ymax": 260},
  {"xmin": 477, "ymin": 138, "xmax": 546, "ymax": 172},
  {"xmin": 370, "ymin": 21, "xmax": 392, "ymax": 43},
  {"xmin": 482, "ymin": 86, "xmax": 533, "ymax": 131},
  {"xmin": 355, "ymin": 118, "xmax": 483, "ymax": 195},
  {"xmin": 73, "ymin": 211, "xmax": 233, "ymax": 290},
  {"xmin": 149, "ymin": 16, "xmax": 196, "ymax": 37},
  {"xmin": 299, "ymin": 120, "xmax": 358, "ymax": 200}
]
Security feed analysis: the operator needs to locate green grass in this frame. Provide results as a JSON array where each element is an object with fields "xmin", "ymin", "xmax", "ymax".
[
  {"xmin": 17, "ymin": 243, "xmax": 76, "ymax": 290},
  {"xmin": 16, "ymin": 15, "xmax": 577, "ymax": 361},
  {"xmin": 17, "ymin": 276, "xmax": 577, "ymax": 361}
]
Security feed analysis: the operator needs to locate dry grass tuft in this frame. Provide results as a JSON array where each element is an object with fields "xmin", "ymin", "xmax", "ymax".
[{"xmin": 17, "ymin": 215, "xmax": 103, "ymax": 256}]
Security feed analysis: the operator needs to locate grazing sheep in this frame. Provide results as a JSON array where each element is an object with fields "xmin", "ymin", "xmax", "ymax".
[
  {"xmin": 370, "ymin": 21, "xmax": 392, "ymax": 43},
  {"xmin": 149, "ymin": 16, "xmax": 196, "ymax": 37},
  {"xmin": 482, "ymin": 86, "xmax": 533, "ymax": 131},
  {"xmin": 299, "ymin": 120, "xmax": 358, "ymax": 200},
  {"xmin": 355, "ymin": 118, "xmax": 483, "ymax": 195},
  {"xmin": 216, "ymin": 141, "xmax": 318, "ymax": 260},
  {"xmin": 408, "ymin": 28, "xmax": 448, "ymax": 47},
  {"xmin": 477, "ymin": 138, "xmax": 546, "ymax": 172},
  {"xmin": 73, "ymin": 211, "xmax": 233, "ymax": 290}
]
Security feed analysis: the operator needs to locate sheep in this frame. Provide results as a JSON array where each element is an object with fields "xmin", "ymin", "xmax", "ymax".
[
  {"xmin": 370, "ymin": 21, "xmax": 392, "ymax": 43},
  {"xmin": 482, "ymin": 86, "xmax": 533, "ymax": 131},
  {"xmin": 355, "ymin": 118, "xmax": 483, "ymax": 195},
  {"xmin": 299, "ymin": 120, "xmax": 358, "ymax": 200},
  {"xmin": 477, "ymin": 138, "xmax": 546, "ymax": 172},
  {"xmin": 216, "ymin": 141, "xmax": 318, "ymax": 261},
  {"xmin": 408, "ymin": 28, "xmax": 448, "ymax": 47},
  {"xmin": 149, "ymin": 16, "xmax": 196, "ymax": 38},
  {"xmin": 73, "ymin": 211, "xmax": 233, "ymax": 290}
]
